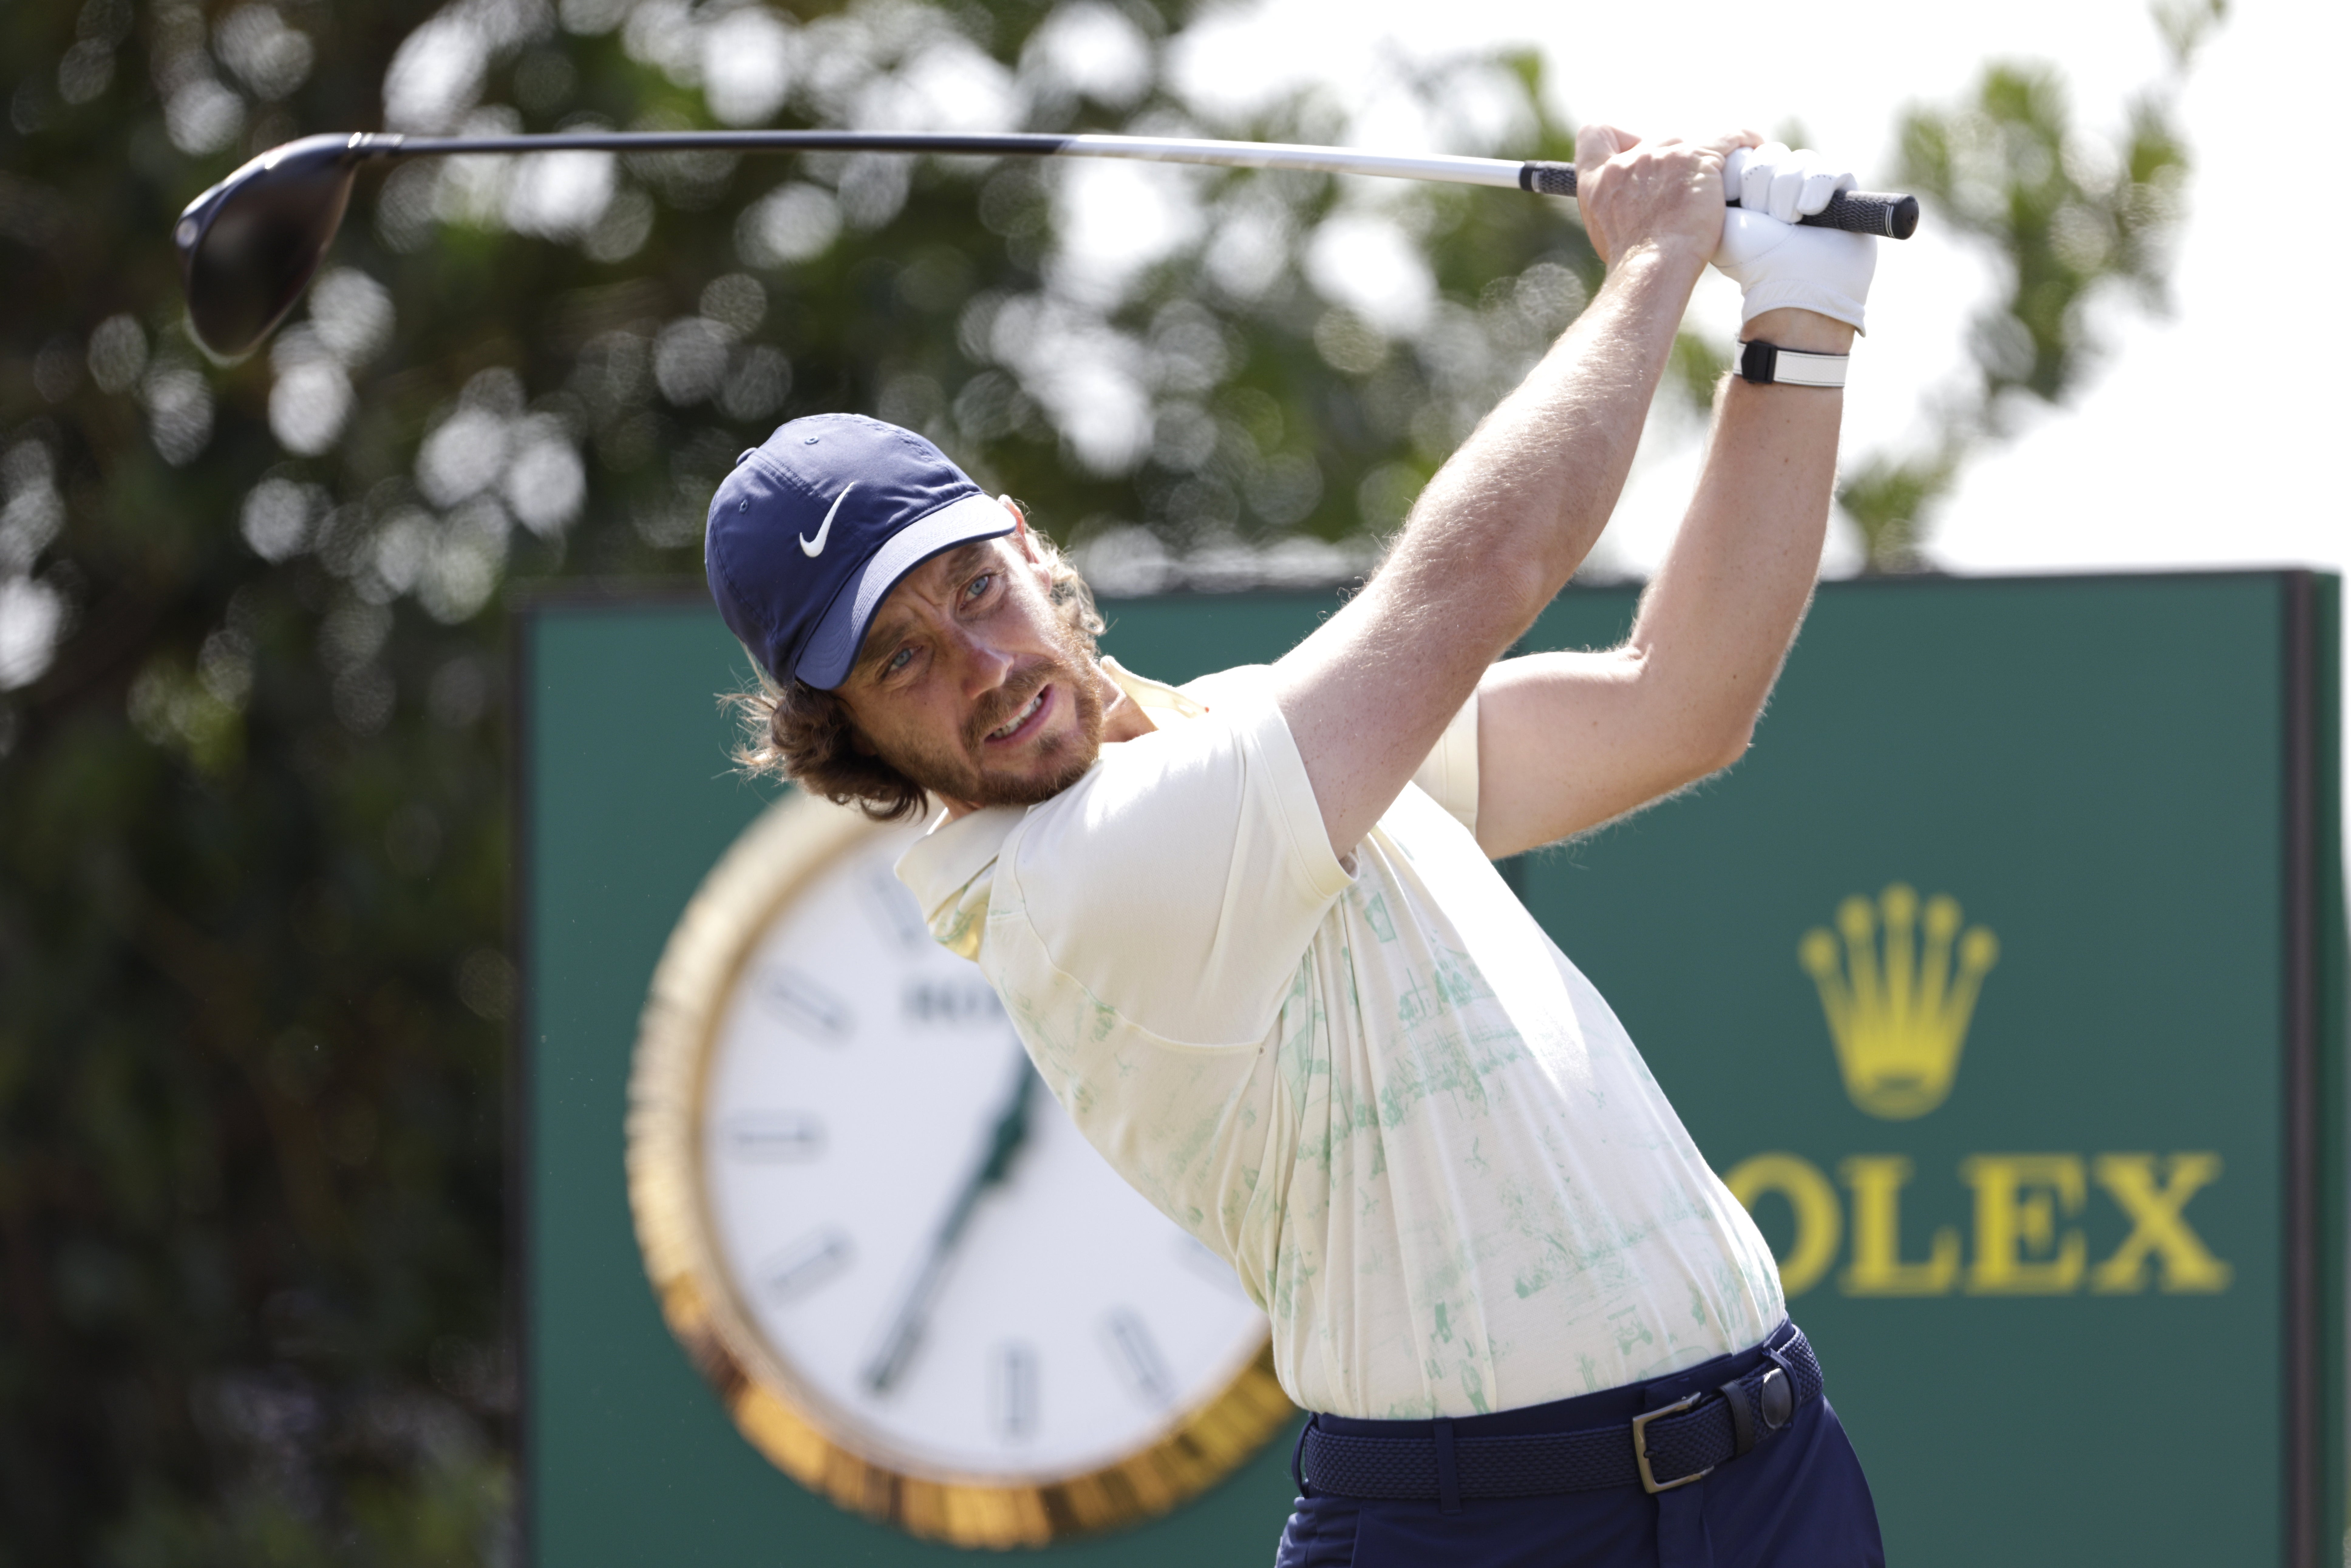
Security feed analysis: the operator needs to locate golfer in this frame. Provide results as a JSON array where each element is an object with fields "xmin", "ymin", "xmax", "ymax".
[{"xmin": 706, "ymin": 126, "xmax": 1884, "ymax": 1566}]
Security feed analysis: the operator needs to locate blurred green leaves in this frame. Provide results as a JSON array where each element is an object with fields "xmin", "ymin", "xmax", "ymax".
[
  {"xmin": 0, "ymin": 1, "xmax": 1597, "ymax": 1561},
  {"xmin": 1900, "ymin": 63, "xmax": 2184, "ymax": 406},
  {"xmin": 1839, "ymin": 3, "xmax": 2218, "ymax": 570}
]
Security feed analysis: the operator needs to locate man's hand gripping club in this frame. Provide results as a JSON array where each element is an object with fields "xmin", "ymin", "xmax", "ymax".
[
  {"xmin": 1570, "ymin": 124, "xmax": 1759, "ymax": 274},
  {"xmin": 1716, "ymin": 141, "xmax": 1874, "ymax": 339}
]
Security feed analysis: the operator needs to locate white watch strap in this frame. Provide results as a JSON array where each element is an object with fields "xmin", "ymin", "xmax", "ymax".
[{"xmin": 1734, "ymin": 340, "xmax": 1849, "ymax": 388}]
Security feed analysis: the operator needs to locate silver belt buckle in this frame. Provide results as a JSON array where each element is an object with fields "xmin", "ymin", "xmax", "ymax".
[{"xmin": 1631, "ymin": 1392, "xmax": 1713, "ymax": 1495}]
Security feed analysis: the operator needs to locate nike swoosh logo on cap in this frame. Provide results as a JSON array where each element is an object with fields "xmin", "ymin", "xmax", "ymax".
[{"xmin": 800, "ymin": 482, "xmax": 855, "ymax": 557}]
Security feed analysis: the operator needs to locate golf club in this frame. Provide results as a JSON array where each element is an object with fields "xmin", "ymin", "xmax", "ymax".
[{"xmin": 175, "ymin": 129, "xmax": 1921, "ymax": 360}]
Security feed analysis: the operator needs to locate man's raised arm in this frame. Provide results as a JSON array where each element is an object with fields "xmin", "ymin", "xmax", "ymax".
[
  {"xmin": 1271, "ymin": 125, "xmax": 1755, "ymax": 859},
  {"xmin": 1468, "ymin": 145, "xmax": 1878, "ymax": 859},
  {"xmin": 1467, "ymin": 301, "xmax": 1851, "ymax": 858}
]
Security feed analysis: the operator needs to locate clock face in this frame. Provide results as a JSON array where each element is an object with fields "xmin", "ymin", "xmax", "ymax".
[{"xmin": 628, "ymin": 794, "xmax": 1289, "ymax": 1546}]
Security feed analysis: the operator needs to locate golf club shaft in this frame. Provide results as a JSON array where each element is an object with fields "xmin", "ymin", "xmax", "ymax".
[
  {"xmin": 332, "ymin": 129, "xmax": 1920, "ymax": 239},
  {"xmin": 173, "ymin": 125, "xmax": 1920, "ymax": 359}
]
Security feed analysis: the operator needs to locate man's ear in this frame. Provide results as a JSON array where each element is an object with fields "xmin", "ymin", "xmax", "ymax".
[
  {"xmin": 1000, "ymin": 496, "xmax": 1041, "ymax": 561},
  {"xmin": 999, "ymin": 495, "xmax": 1053, "ymax": 588}
]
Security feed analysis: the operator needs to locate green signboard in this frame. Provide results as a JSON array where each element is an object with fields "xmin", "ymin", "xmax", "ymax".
[{"xmin": 521, "ymin": 570, "xmax": 2343, "ymax": 1566}]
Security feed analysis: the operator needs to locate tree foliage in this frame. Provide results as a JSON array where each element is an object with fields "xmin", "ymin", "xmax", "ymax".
[
  {"xmin": 0, "ymin": 1, "xmax": 1599, "ymax": 1559},
  {"xmin": 1838, "ymin": 0, "xmax": 2222, "ymax": 569}
]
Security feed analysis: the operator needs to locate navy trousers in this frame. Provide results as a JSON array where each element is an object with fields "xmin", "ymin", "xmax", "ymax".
[{"xmin": 1274, "ymin": 1326, "xmax": 1884, "ymax": 1568}]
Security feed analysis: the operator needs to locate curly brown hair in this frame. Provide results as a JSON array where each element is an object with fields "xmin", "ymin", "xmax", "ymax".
[{"xmin": 726, "ymin": 530, "xmax": 1106, "ymax": 822}]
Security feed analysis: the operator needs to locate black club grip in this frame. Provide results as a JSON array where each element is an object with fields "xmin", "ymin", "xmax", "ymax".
[{"xmin": 1518, "ymin": 161, "xmax": 1919, "ymax": 240}]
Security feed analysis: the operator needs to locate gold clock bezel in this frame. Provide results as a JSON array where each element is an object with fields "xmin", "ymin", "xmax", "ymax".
[{"xmin": 625, "ymin": 789, "xmax": 1295, "ymax": 1549}]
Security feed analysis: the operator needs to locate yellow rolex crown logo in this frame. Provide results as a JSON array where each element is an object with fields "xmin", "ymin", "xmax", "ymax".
[{"xmin": 1801, "ymin": 884, "xmax": 1999, "ymax": 1121}]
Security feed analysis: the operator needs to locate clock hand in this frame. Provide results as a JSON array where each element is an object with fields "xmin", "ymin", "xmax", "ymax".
[{"xmin": 861, "ymin": 1048, "xmax": 1042, "ymax": 1396}]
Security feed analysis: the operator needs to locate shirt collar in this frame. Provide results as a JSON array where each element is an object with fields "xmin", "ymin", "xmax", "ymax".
[
  {"xmin": 892, "ymin": 656, "xmax": 1203, "ymax": 940},
  {"xmin": 894, "ymin": 800, "xmax": 1016, "ymax": 937},
  {"xmin": 1100, "ymin": 654, "xmax": 1206, "ymax": 724}
]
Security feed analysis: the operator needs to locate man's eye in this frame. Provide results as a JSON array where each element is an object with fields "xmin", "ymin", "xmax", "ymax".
[
  {"xmin": 964, "ymin": 573, "xmax": 994, "ymax": 601},
  {"xmin": 886, "ymin": 647, "xmax": 914, "ymax": 675}
]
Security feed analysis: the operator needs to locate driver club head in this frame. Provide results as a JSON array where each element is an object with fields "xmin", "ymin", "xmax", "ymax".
[{"xmin": 175, "ymin": 133, "xmax": 372, "ymax": 360}]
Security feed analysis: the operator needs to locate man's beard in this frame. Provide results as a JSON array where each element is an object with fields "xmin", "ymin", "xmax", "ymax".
[{"xmin": 885, "ymin": 632, "xmax": 1108, "ymax": 811}]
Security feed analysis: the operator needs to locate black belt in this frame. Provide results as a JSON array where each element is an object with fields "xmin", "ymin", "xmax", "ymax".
[{"xmin": 1299, "ymin": 1326, "xmax": 1822, "ymax": 1504}]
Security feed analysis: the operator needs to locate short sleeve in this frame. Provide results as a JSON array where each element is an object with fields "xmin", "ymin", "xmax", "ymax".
[
  {"xmin": 1186, "ymin": 663, "xmax": 1475, "ymax": 835},
  {"xmin": 1410, "ymin": 688, "xmax": 1480, "ymax": 837},
  {"xmin": 996, "ymin": 690, "xmax": 1350, "ymax": 1048}
]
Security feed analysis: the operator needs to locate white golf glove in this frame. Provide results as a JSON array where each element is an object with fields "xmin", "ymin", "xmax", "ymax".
[
  {"xmin": 1712, "ymin": 145, "xmax": 1875, "ymax": 333},
  {"xmin": 1723, "ymin": 142, "xmax": 1855, "ymax": 223}
]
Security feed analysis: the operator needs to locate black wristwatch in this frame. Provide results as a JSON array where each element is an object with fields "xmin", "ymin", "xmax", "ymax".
[{"xmin": 1734, "ymin": 339, "xmax": 1849, "ymax": 388}]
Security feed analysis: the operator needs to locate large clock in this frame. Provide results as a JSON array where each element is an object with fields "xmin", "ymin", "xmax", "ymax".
[{"xmin": 626, "ymin": 791, "xmax": 1292, "ymax": 1548}]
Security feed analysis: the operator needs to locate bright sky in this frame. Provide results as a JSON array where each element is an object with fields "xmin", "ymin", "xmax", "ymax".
[{"xmin": 1166, "ymin": 0, "xmax": 2349, "ymax": 839}]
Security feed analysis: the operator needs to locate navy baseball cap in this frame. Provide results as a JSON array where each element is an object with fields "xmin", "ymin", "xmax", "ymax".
[{"xmin": 705, "ymin": 413, "xmax": 1016, "ymax": 690}]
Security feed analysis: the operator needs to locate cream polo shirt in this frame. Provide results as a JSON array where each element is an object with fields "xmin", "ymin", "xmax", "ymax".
[{"xmin": 895, "ymin": 659, "xmax": 1786, "ymax": 1420}]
